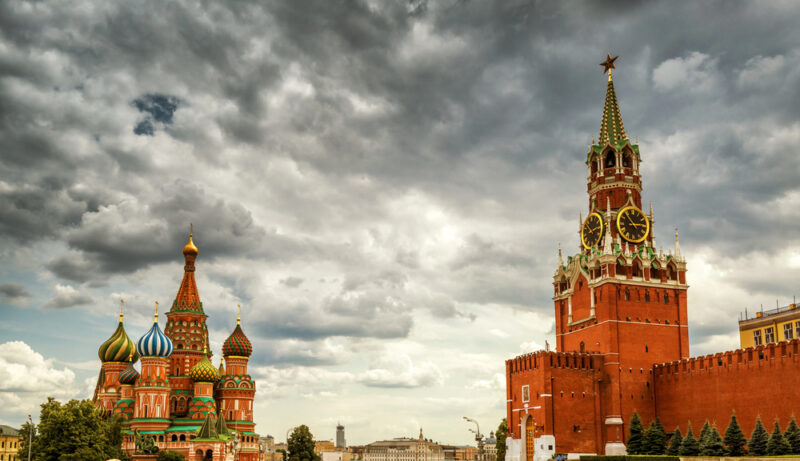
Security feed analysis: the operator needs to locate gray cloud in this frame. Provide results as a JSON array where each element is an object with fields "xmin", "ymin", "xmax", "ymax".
[
  {"xmin": 0, "ymin": 283, "xmax": 31, "ymax": 300},
  {"xmin": 41, "ymin": 285, "xmax": 93, "ymax": 309},
  {"xmin": 2, "ymin": 2, "xmax": 800, "ymax": 439}
]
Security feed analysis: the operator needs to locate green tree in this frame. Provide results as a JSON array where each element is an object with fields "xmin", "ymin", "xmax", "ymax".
[
  {"xmin": 23, "ymin": 398, "xmax": 125, "ymax": 461},
  {"xmin": 723, "ymin": 413, "xmax": 746, "ymax": 456},
  {"xmin": 626, "ymin": 411, "xmax": 644, "ymax": 455},
  {"xmin": 785, "ymin": 417, "xmax": 800, "ymax": 454},
  {"xmin": 495, "ymin": 418, "xmax": 508, "ymax": 461},
  {"xmin": 666, "ymin": 428, "xmax": 682, "ymax": 456},
  {"xmin": 749, "ymin": 417, "xmax": 769, "ymax": 456},
  {"xmin": 700, "ymin": 427, "xmax": 725, "ymax": 456},
  {"xmin": 697, "ymin": 420, "xmax": 711, "ymax": 452},
  {"xmin": 157, "ymin": 451, "xmax": 186, "ymax": 461},
  {"xmin": 643, "ymin": 419, "xmax": 667, "ymax": 454},
  {"xmin": 288, "ymin": 425, "xmax": 321, "ymax": 461},
  {"xmin": 767, "ymin": 420, "xmax": 791, "ymax": 455},
  {"xmin": 679, "ymin": 423, "xmax": 700, "ymax": 456}
]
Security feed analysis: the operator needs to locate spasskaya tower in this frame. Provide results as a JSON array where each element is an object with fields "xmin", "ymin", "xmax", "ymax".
[{"xmin": 551, "ymin": 54, "xmax": 689, "ymax": 454}]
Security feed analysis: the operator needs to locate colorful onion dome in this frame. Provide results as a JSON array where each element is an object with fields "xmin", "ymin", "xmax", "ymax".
[
  {"xmin": 183, "ymin": 231, "xmax": 199, "ymax": 256},
  {"xmin": 190, "ymin": 351, "xmax": 220, "ymax": 383},
  {"xmin": 222, "ymin": 305, "xmax": 252, "ymax": 357},
  {"xmin": 222, "ymin": 324, "xmax": 252, "ymax": 357},
  {"xmin": 136, "ymin": 303, "xmax": 173, "ymax": 357},
  {"xmin": 98, "ymin": 301, "xmax": 139, "ymax": 363},
  {"xmin": 118, "ymin": 360, "xmax": 139, "ymax": 385}
]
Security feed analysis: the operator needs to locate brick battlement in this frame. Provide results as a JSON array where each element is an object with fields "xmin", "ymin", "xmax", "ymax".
[
  {"xmin": 653, "ymin": 339, "xmax": 800, "ymax": 437},
  {"xmin": 506, "ymin": 350, "xmax": 602, "ymax": 374},
  {"xmin": 653, "ymin": 339, "xmax": 800, "ymax": 376}
]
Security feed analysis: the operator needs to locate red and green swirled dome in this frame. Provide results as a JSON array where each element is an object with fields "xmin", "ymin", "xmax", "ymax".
[
  {"xmin": 118, "ymin": 360, "xmax": 140, "ymax": 385},
  {"xmin": 98, "ymin": 321, "xmax": 139, "ymax": 363},
  {"xmin": 190, "ymin": 352, "xmax": 220, "ymax": 383},
  {"xmin": 222, "ymin": 324, "xmax": 252, "ymax": 357}
]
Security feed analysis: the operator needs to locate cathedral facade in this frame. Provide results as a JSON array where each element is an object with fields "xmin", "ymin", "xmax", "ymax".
[
  {"xmin": 505, "ymin": 58, "xmax": 800, "ymax": 460},
  {"xmin": 93, "ymin": 234, "xmax": 260, "ymax": 461}
]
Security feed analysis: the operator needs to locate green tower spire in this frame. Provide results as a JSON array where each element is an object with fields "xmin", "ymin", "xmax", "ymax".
[{"xmin": 598, "ymin": 70, "xmax": 627, "ymax": 145}]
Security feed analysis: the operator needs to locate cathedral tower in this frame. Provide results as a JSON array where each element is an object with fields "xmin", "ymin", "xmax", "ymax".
[
  {"xmin": 216, "ymin": 305, "xmax": 256, "ymax": 433},
  {"xmin": 552, "ymin": 56, "xmax": 688, "ymax": 453},
  {"xmin": 94, "ymin": 301, "xmax": 139, "ymax": 413},
  {"xmin": 133, "ymin": 303, "xmax": 173, "ymax": 432},
  {"xmin": 164, "ymin": 231, "xmax": 211, "ymax": 417}
]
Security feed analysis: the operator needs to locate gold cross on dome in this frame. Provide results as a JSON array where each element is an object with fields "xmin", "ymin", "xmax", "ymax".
[{"xmin": 600, "ymin": 54, "xmax": 618, "ymax": 74}]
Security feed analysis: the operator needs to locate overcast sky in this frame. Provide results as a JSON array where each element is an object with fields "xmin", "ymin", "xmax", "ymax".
[{"xmin": 2, "ymin": 0, "xmax": 800, "ymax": 446}]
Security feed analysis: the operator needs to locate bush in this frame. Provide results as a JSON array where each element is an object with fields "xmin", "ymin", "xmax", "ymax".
[
  {"xmin": 579, "ymin": 456, "xmax": 678, "ymax": 461},
  {"xmin": 679, "ymin": 423, "xmax": 699, "ymax": 456},
  {"xmin": 626, "ymin": 412, "xmax": 644, "ymax": 455},
  {"xmin": 158, "ymin": 451, "xmax": 186, "ymax": 461},
  {"xmin": 749, "ymin": 417, "xmax": 769, "ymax": 456},
  {"xmin": 785, "ymin": 417, "xmax": 800, "ymax": 454},
  {"xmin": 723, "ymin": 414, "xmax": 746, "ymax": 456},
  {"xmin": 666, "ymin": 428, "xmax": 682, "ymax": 456},
  {"xmin": 700, "ymin": 427, "xmax": 725, "ymax": 456},
  {"xmin": 766, "ymin": 420, "xmax": 791, "ymax": 455}
]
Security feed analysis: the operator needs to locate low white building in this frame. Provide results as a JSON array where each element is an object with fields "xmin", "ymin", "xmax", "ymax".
[{"xmin": 365, "ymin": 430, "xmax": 444, "ymax": 461}]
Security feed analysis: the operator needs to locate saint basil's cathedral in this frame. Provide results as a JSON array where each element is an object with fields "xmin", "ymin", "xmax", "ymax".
[{"xmin": 93, "ymin": 233, "xmax": 260, "ymax": 461}]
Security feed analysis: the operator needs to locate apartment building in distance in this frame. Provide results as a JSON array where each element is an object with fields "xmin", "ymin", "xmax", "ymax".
[
  {"xmin": 0, "ymin": 425, "xmax": 21, "ymax": 461},
  {"xmin": 740, "ymin": 302, "xmax": 800, "ymax": 347}
]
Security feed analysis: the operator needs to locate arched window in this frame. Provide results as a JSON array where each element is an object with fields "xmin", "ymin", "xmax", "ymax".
[
  {"xmin": 632, "ymin": 260, "xmax": 642, "ymax": 278},
  {"xmin": 667, "ymin": 264, "xmax": 677, "ymax": 281},
  {"xmin": 622, "ymin": 151, "xmax": 631, "ymax": 168},
  {"xmin": 624, "ymin": 289, "xmax": 630, "ymax": 301},
  {"xmin": 591, "ymin": 157, "xmax": 598, "ymax": 175},
  {"xmin": 644, "ymin": 291, "xmax": 650, "ymax": 302},
  {"xmin": 171, "ymin": 398, "xmax": 177, "ymax": 412},
  {"xmin": 616, "ymin": 259, "xmax": 626, "ymax": 278},
  {"xmin": 605, "ymin": 151, "xmax": 616, "ymax": 168},
  {"xmin": 171, "ymin": 435, "xmax": 177, "ymax": 442},
  {"xmin": 580, "ymin": 341, "xmax": 585, "ymax": 353},
  {"xmin": 650, "ymin": 265, "xmax": 659, "ymax": 280},
  {"xmin": 664, "ymin": 293, "xmax": 670, "ymax": 304},
  {"xmin": 180, "ymin": 435, "xmax": 186, "ymax": 442}
]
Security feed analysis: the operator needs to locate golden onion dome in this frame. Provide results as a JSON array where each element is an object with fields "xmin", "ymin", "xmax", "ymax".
[
  {"xmin": 183, "ymin": 232, "xmax": 199, "ymax": 256},
  {"xmin": 190, "ymin": 350, "xmax": 220, "ymax": 383}
]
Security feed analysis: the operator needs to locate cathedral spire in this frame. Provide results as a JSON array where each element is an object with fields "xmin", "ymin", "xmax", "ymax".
[
  {"xmin": 172, "ymin": 228, "xmax": 203, "ymax": 313},
  {"xmin": 598, "ymin": 54, "xmax": 627, "ymax": 145}
]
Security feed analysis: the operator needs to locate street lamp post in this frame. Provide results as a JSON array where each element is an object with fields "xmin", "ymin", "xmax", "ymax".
[
  {"xmin": 27, "ymin": 414, "xmax": 33, "ymax": 461},
  {"xmin": 463, "ymin": 417, "xmax": 484, "ymax": 461}
]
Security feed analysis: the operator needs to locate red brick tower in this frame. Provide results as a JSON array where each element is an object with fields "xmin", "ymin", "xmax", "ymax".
[
  {"xmin": 164, "ymin": 231, "xmax": 211, "ymax": 417},
  {"xmin": 217, "ymin": 305, "xmax": 256, "ymax": 434},
  {"xmin": 552, "ymin": 60, "xmax": 689, "ymax": 453}
]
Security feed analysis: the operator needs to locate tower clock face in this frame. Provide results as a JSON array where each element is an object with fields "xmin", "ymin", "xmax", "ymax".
[
  {"xmin": 616, "ymin": 206, "xmax": 650, "ymax": 243},
  {"xmin": 581, "ymin": 212, "xmax": 604, "ymax": 249}
]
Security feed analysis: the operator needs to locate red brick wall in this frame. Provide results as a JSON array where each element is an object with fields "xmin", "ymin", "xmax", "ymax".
[
  {"xmin": 506, "ymin": 351, "xmax": 605, "ymax": 454},
  {"xmin": 654, "ymin": 340, "xmax": 800, "ymax": 436}
]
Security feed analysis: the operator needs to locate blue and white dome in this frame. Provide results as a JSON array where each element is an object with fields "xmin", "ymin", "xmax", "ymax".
[{"xmin": 136, "ymin": 321, "xmax": 173, "ymax": 358}]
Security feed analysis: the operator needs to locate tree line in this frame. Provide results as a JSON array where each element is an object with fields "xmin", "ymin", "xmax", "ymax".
[{"xmin": 627, "ymin": 411, "xmax": 800, "ymax": 456}]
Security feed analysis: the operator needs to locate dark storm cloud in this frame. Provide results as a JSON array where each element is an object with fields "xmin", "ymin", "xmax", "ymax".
[
  {"xmin": 251, "ymin": 294, "xmax": 413, "ymax": 341},
  {"xmin": 0, "ymin": 283, "xmax": 31, "ymax": 300},
  {"xmin": 2, "ymin": 0, "xmax": 800, "ymax": 358}
]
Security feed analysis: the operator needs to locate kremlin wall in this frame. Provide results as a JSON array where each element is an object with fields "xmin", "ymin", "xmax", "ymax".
[{"xmin": 504, "ymin": 57, "xmax": 800, "ymax": 461}]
